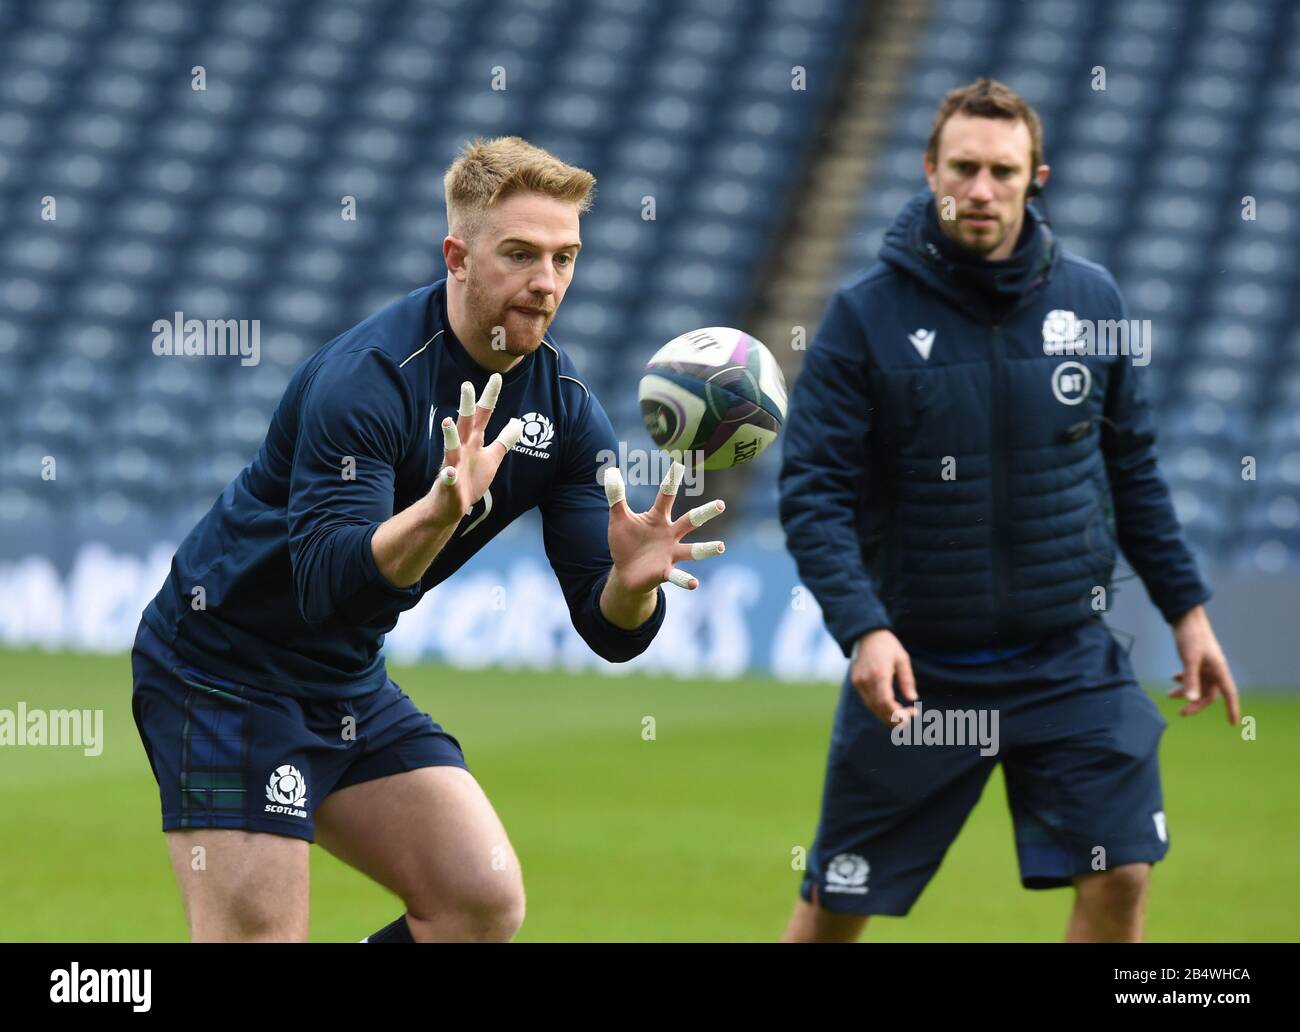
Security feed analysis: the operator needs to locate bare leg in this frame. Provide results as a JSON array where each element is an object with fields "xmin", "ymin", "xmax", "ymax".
[
  {"xmin": 781, "ymin": 886, "xmax": 870, "ymax": 942},
  {"xmin": 1066, "ymin": 863, "xmax": 1151, "ymax": 942},
  {"xmin": 166, "ymin": 829, "xmax": 310, "ymax": 942},
  {"xmin": 316, "ymin": 766, "xmax": 525, "ymax": 942}
]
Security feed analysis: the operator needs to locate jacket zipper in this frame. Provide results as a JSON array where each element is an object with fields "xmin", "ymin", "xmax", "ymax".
[{"xmin": 988, "ymin": 322, "xmax": 1011, "ymax": 641}]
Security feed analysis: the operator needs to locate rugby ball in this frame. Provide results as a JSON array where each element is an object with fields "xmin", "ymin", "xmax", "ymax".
[{"xmin": 638, "ymin": 327, "xmax": 788, "ymax": 471}]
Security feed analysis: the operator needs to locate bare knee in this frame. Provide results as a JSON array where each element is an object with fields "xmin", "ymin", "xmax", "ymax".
[
  {"xmin": 192, "ymin": 896, "xmax": 308, "ymax": 942},
  {"xmin": 186, "ymin": 870, "xmax": 309, "ymax": 942},
  {"xmin": 407, "ymin": 871, "xmax": 526, "ymax": 942},
  {"xmin": 1075, "ymin": 863, "xmax": 1150, "ymax": 915},
  {"xmin": 465, "ymin": 877, "xmax": 527, "ymax": 941}
]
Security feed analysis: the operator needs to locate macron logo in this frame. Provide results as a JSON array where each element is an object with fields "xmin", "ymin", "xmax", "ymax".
[{"xmin": 908, "ymin": 328, "xmax": 936, "ymax": 361}]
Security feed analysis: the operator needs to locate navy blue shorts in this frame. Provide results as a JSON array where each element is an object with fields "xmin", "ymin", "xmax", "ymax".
[
  {"xmin": 801, "ymin": 618, "xmax": 1170, "ymax": 916},
  {"xmin": 130, "ymin": 620, "xmax": 468, "ymax": 842}
]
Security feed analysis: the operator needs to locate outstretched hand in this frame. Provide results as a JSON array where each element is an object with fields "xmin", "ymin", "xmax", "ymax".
[
  {"xmin": 603, "ymin": 459, "xmax": 726, "ymax": 594},
  {"xmin": 427, "ymin": 373, "xmax": 523, "ymax": 530}
]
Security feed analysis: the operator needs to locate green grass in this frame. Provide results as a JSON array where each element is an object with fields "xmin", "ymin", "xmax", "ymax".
[{"xmin": 0, "ymin": 647, "xmax": 1294, "ymax": 942}]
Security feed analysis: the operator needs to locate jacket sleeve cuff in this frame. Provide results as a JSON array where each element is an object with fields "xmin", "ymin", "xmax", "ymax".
[
  {"xmin": 327, "ymin": 523, "xmax": 423, "ymax": 625},
  {"xmin": 585, "ymin": 573, "xmax": 667, "ymax": 662},
  {"xmin": 833, "ymin": 605, "xmax": 895, "ymax": 659},
  {"xmin": 1154, "ymin": 583, "xmax": 1213, "ymax": 626}
]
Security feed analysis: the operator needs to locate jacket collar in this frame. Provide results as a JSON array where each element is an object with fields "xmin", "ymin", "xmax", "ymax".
[{"xmin": 879, "ymin": 190, "xmax": 1057, "ymax": 323}]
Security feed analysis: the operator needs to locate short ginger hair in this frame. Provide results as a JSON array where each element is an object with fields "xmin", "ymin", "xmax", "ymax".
[{"xmin": 442, "ymin": 136, "xmax": 596, "ymax": 242}]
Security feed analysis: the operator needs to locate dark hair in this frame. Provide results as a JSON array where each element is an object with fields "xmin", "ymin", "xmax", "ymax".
[{"xmin": 926, "ymin": 78, "xmax": 1044, "ymax": 173}]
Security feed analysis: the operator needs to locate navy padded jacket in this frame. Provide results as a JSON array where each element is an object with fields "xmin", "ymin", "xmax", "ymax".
[{"xmin": 779, "ymin": 191, "xmax": 1211, "ymax": 655}]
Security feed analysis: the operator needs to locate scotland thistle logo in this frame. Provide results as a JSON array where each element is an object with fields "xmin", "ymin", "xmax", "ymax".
[
  {"xmin": 515, "ymin": 412, "xmax": 555, "ymax": 458},
  {"xmin": 824, "ymin": 852, "xmax": 870, "ymax": 895},
  {"xmin": 264, "ymin": 764, "xmax": 307, "ymax": 817},
  {"xmin": 1042, "ymin": 308, "xmax": 1084, "ymax": 355}
]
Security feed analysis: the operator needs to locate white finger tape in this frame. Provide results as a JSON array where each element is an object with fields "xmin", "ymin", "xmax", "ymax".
[
  {"xmin": 497, "ymin": 417, "xmax": 523, "ymax": 451},
  {"xmin": 442, "ymin": 418, "xmax": 460, "ymax": 451},
  {"xmin": 690, "ymin": 541, "xmax": 724, "ymax": 560},
  {"xmin": 604, "ymin": 466, "xmax": 626, "ymax": 507},
  {"xmin": 659, "ymin": 460, "xmax": 685, "ymax": 496},
  {"xmin": 687, "ymin": 499, "xmax": 725, "ymax": 527},
  {"xmin": 459, "ymin": 381, "xmax": 476, "ymax": 419},
  {"xmin": 667, "ymin": 568, "xmax": 695, "ymax": 589},
  {"xmin": 478, "ymin": 372, "xmax": 503, "ymax": 412}
]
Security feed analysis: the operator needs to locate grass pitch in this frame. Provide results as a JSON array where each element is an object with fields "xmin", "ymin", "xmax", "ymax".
[{"xmin": 0, "ymin": 647, "xmax": 1294, "ymax": 942}]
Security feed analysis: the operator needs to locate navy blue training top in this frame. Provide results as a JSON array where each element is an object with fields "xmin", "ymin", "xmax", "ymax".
[{"xmin": 143, "ymin": 278, "xmax": 666, "ymax": 699}]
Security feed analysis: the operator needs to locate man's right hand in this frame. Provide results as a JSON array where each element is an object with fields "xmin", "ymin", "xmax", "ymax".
[
  {"xmin": 426, "ymin": 374, "xmax": 524, "ymax": 530},
  {"xmin": 372, "ymin": 374, "xmax": 522, "ymax": 590},
  {"xmin": 850, "ymin": 629, "xmax": 919, "ymax": 727}
]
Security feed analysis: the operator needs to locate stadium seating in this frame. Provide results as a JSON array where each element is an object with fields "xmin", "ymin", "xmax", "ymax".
[
  {"xmin": 2, "ymin": 0, "xmax": 1296, "ymax": 576},
  {"xmin": 0, "ymin": 0, "xmax": 858, "ymax": 557},
  {"xmin": 743, "ymin": 0, "xmax": 1300, "ymax": 572}
]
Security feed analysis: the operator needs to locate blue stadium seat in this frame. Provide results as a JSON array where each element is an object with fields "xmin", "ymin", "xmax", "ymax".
[{"xmin": 5, "ymin": 0, "xmax": 1294, "ymax": 564}]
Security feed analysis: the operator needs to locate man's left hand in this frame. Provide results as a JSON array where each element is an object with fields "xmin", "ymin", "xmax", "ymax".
[
  {"xmin": 1169, "ymin": 604, "xmax": 1241, "ymax": 724},
  {"xmin": 604, "ymin": 460, "xmax": 726, "ymax": 594}
]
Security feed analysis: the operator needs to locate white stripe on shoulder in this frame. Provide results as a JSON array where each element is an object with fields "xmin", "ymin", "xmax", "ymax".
[
  {"xmin": 559, "ymin": 374, "xmax": 589, "ymax": 397},
  {"xmin": 399, "ymin": 330, "xmax": 444, "ymax": 369},
  {"xmin": 542, "ymin": 335, "xmax": 590, "ymax": 396}
]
